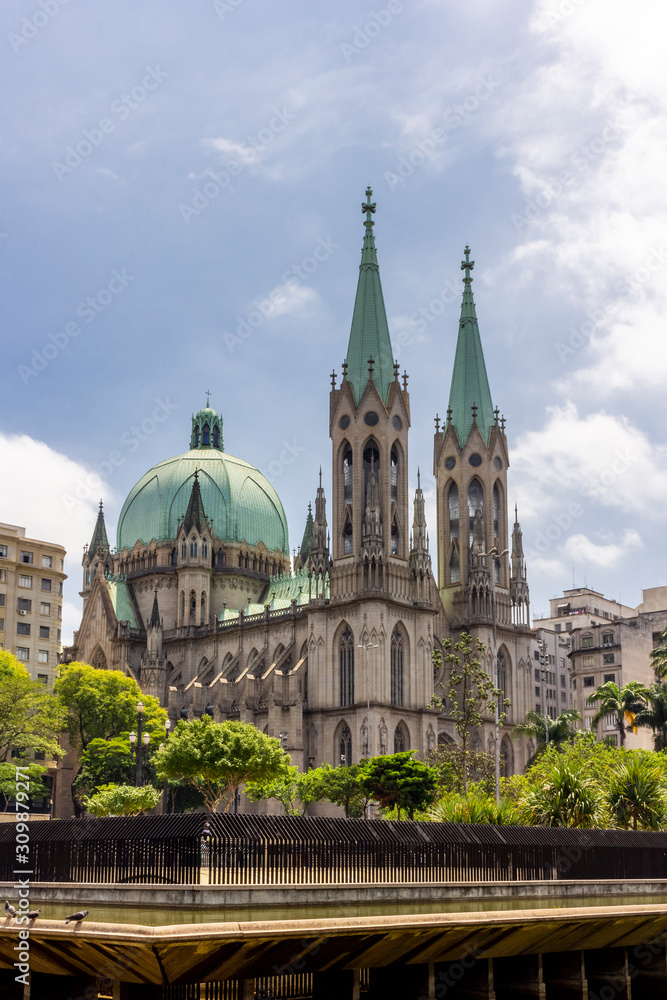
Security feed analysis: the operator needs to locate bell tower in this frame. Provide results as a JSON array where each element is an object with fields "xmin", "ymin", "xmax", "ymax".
[
  {"xmin": 433, "ymin": 247, "xmax": 511, "ymax": 628},
  {"xmin": 329, "ymin": 188, "xmax": 413, "ymax": 600}
]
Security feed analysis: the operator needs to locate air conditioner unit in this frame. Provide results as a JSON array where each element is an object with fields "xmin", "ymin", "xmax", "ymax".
[{"xmin": 18, "ymin": 610, "xmax": 27, "ymax": 616}]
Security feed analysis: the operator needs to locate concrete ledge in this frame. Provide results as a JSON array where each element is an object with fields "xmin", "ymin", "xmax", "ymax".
[{"xmin": 2, "ymin": 878, "xmax": 666, "ymax": 909}]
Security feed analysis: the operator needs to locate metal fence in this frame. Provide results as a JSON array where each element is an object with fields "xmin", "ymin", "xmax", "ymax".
[{"xmin": 1, "ymin": 814, "xmax": 667, "ymax": 884}]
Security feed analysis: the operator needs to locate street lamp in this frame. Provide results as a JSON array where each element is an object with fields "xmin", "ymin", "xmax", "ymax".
[
  {"xmin": 479, "ymin": 546, "xmax": 509, "ymax": 804},
  {"xmin": 162, "ymin": 718, "xmax": 171, "ymax": 813}
]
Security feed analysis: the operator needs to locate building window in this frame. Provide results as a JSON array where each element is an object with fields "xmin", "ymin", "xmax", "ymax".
[
  {"xmin": 38, "ymin": 650, "xmax": 49, "ymax": 664},
  {"xmin": 555, "ymin": 624, "xmax": 561, "ymax": 633},
  {"xmin": 583, "ymin": 676, "xmax": 595, "ymax": 687},
  {"xmin": 390, "ymin": 449, "xmax": 398, "ymax": 503},
  {"xmin": 534, "ymin": 668, "xmax": 540, "ymax": 680},
  {"xmin": 34, "ymin": 749, "xmax": 45, "ymax": 759},
  {"xmin": 391, "ymin": 628, "xmax": 404, "ymax": 706},
  {"xmin": 0, "ymin": 595, "xmax": 4, "ymax": 607},
  {"xmin": 582, "ymin": 656, "xmax": 594, "ymax": 667},
  {"xmin": 467, "ymin": 478, "xmax": 483, "ymax": 546},
  {"xmin": 603, "ymin": 653, "xmax": 615, "ymax": 664},
  {"xmin": 17, "ymin": 598, "xmax": 31, "ymax": 612},
  {"xmin": 339, "ymin": 628, "xmax": 354, "ymax": 707},
  {"xmin": 561, "ymin": 691, "xmax": 566, "ymax": 701},
  {"xmin": 58, "ymin": 582, "xmax": 62, "ymax": 595},
  {"xmin": 16, "ymin": 647, "xmax": 29, "ymax": 661},
  {"xmin": 16, "ymin": 623, "xmax": 30, "ymax": 636},
  {"xmin": 20, "ymin": 551, "xmax": 33, "ymax": 565},
  {"xmin": 57, "ymin": 606, "xmax": 62, "ymax": 619},
  {"xmin": 343, "ymin": 515, "xmax": 353, "ymax": 555},
  {"xmin": 493, "ymin": 483, "xmax": 500, "ymax": 539},
  {"xmin": 449, "ymin": 546, "xmax": 460, "ymax": 584},
  {"xmin": 602, "ymin": 632, "xmax": 614, "ymax": 646},
  {"xmin": 0, "ymin": 619, "xmax": 4, "ymax": 631},
  {"xmin": 339, "ymin": 724, "xmax": 352, "ymax": 765},
  {"xmin": 41, "ymin": 555, "xmax": 52, "ymax": 568},
  {"xmin": 391, "ymin": 517, "xmax": 398, "ymax": 556},
  {"xmin": 343, "ymin": 449, "xmax": 353, "ymax": 505},
  {"xmin": 561, "ymin": 674, "xmax": 566, "ymax": 687},
  {"xmin": 18, "ymin": 576, "xmax": 32, "ymax": 588},
  {"xmin": 581, "ymin": 636, "xmax": 594, "ymax": 648},
  {"xmin": 212, "ymin": 426, "xmax": 219, "ymax": 448},
  {"xmin": 565, "ymin": 622, "xmax": 572, "ymax": 632},
  {"xmin": 535, "ymin": 686, "xmax": 541, "ymax": 697},
  {"xmin": 202, "ymin": 541, "xmax": 208, "ymax": 558},
  {"xmin": 394, "ymin": 724, "xmax": 406, "ymax": 753},
  {"xmin": 40, "ymin": 602, "xmax": 50, "ymax": 616},
  {"xmin": 39, "ymin": 626, "xmax": 49, "ymax": 639},
  {"xmin": 603, "ymin": 673, "xmax": 615, "ymax": 684},
  {"xmin": 448, "ymin": 483, "xmax": 459, "ymax": 541},
  {"xmin": 0, "ymin": 545, "xmax": 6, "ymax": 557},
  {"xmin": 41, "ymin": 579, "xmax": 52, "ymax": 592},
  {"xmin": 363, "ymin": 442, "xmax": 380, "ymax": 506},
  {"xmin": 202, "ymin": 423, "xmax": 210, "ymax": 446},
  {"xmin": 190, "ymin": 539, "xmax": 197, "ymax": 557}
]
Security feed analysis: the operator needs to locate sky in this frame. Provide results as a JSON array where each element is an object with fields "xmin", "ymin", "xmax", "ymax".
[{"xmin": 1, "ymin": 0, "xmax": 666, "ymax": 645}]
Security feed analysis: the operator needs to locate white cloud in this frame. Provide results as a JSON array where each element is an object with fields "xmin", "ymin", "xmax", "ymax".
[
  {"xmin": 564, "ymin": 529, "xmax": 642, "ymax": 568},
  {"xmin": 0, "ymin": 432, "xmax": 118, "ymax": 646},
  {"xmin": 202, "ymin": 137, "xmax": 258, "ymax": 167}
]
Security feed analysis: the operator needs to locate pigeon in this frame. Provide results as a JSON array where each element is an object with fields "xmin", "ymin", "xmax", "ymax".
[
  {"xmin": 5, "ymin": 901, "xmax": 16, "ymax": 918},
  {"xmin": 65, "ymin": 910, "xmax": 89, "ymax": 925},
  {"xmin": 26, "ymin": 909, "xmax": 41, "ymax": 920}
]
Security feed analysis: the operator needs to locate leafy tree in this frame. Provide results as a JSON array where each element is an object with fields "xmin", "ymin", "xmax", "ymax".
[
  {"xmin": 153, "ymin": 716, "xmax": 289, "ymax": 813},
  {"xmin": 431, "ymin": 633, "xmax": 507, "ymax": 793},
  {"xmin": 650, "ymin": 627, "xmax": 667, "ymax": 679},
  {"xmin": 246, "ymin": 764, "xmax": 328, "ymax": 815},
  {"xmin": 586, "ymin": 680, "xmax": 649, "ymax": 746},
  {"xmin": 427, "ymin": 744, "xmax": 495, "ymax": 795},
  {"xmin": 54, "ymin": 662, "xmax": 166, "ymax": 752},
  {"xmin": 73, "ymin": 734, "xmax": 166, "ymax": 798},
  {"xmin": 429, "ymin": 791, "xmax": 521, "ymax": 826},
  {"xmin": 360, "ymin": 751, "xmax": 437, "ymax": 820},
  {"xmin": 513, "ymin": 709, "xmax": 582, "ymax": 763},
  {"xmin": 83, "ymin": 783, "xmax": 162, "ymax": 817},
  {"xmin": 316, "ymin": 763, "xmax": 370, "ymax": 818},
  {"xmin": 0, "ymin": 762, "xmax": 50, "ymax": 802},
  {"xmin": 634, "ymin": 683, "xmax": 667, "ymax": 751},
  {"xmin": 607, "ymin": 755, "xmax": 666, "ymax": 831},
  {"xmin": 519, "ymin": 757, "xmax": 604, "ymax": 828},
  {"xmin": 0, "ymin": 652, "xmax": 65, "ymax": 761}
]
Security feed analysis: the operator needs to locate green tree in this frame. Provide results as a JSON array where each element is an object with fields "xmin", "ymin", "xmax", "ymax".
[
  {"xmin": 0, "ymin": 652, "xmax": 65, "ymax": 761},
  {"xmin": 650, "ymin": 627, "xmax": 667, "ymax": 679},
  {"xmin": 153, "ymin": 716, "xmax": 288, "ymax": 813},
  {"xmin": 361, "ymin": 751, "xmax": 437, "ymax": 820},
  {"xmin": 83, "ymin": 783, "xmax": 162, "ymax": 817},
  {"xmin": 429, "ymin": 791, "xmax": 521, "ymax": 826},
  {"xmin": 634, "ymin": 683, "xmax": 667, "ymax": 751},
  {"xmin": 513, "ymin": 709, "xmax": 582, "ymax": 763},
  {"xmin": 607, "ymin": 755, "xmax": 666, "ymax": 831},
  {"xmin": 0, "ymin": 762, "xmax": 50, "ymax": 802},
  {"xmin": 426, "ymin": 744, "xmax": 495, "ymax": 795},
  {"xmin": 316, "ymin": 763, "xmax": 370, "ymax": 818},
  {"xmin": 586, "ymin": 680, "xmax": 649, "ymax": 746},
  {"xmin": 73, "ymin": 734, "xmax": 166, "ymax": 798},
  {"xmin": 431, "ymin": 633, "xmax": 506, "ymax": 793},
  {"xmin": 54, "ymin": 662, "xmax": 166, "ymax": 752},
  {"xmin": 520, "ymin": 757, "xmax": 604, "ymax": 828},
  {"xmin": 246, "ymin": 764, "xmax": 328, "ymax": 815}
]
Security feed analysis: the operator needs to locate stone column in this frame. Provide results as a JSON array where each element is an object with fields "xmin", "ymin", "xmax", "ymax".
[
  {"xmin": 542, "ymin": 951, "xmax": 587, "ymax": 999},
  {"xmin": 30, "ymin": 973, "xmax": 98, "ymax": 999},
  {"xmin": 368, "ymin": 963, "xmax": 435, "ymax": 999},
  {"xmin": 312, "ymin": 969, "xmax": 361, "ymax": 999},
  {"xmin": 585, "ymin": 948, "xmax": 630, "ymax": 1000},
  {"xmin": 493, "ymin": 954, "xmax": 546, "ymax": 999}
]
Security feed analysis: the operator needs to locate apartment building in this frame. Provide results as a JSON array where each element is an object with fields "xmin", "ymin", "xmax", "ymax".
[{"xmin": 0, "ymin": 522, "xmax": 67, "ymax": 687}]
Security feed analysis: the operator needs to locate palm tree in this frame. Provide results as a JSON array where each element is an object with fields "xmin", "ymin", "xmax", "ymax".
[
  {"xmin": 650, "ymin": 628, "xmax": 667, "ymax": 679},
  {"xmin": 634, "ymin": 683, "xmax": 667, "ymax": 751},
  {"xmin": 513, "ymin": 709, "xmax": 581, "ymax": 763},
  {"xmin": 520, "ymin": 758, "xmax": 603, "ymax": 828},
  {"xmin": 607, "ymin": 756, "xmax": 666, "ymax": 831},
  {"xmin": 586, "ymin": 681, "xmax": 649, "ymax": 746}
]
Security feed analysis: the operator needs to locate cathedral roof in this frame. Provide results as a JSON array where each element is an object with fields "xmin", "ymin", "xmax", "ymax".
[
  {"xmin": 107, "ymin": 578, "xmax": 139, "ymax": 627},
  {"xmin": 116, "ymin": 408, "xmax": 289, "ymax": 554},
  {"xmin": 345, "ymin": 187, "xmax": 395, "ymax": 406},
  {"xmin": 447, "ymin": 247, "xmax": 495, "ymax": 447}
]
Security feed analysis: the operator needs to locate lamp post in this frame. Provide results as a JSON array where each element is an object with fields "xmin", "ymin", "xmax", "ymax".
[
  {"xmin": 162, "ymin": 718, "xmax": 171, "ymax": 813},
  {"xmin": 479, "ymin": 547, "xmax": 509, "ymax": 804}
]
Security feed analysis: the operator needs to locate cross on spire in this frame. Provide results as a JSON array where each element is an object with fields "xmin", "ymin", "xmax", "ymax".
[
  {"xmin": 205, "ymin": 389, "xmax": 211, "ymax": 407},
  {"xmin": 330, "ymin": 370, "xmax": 337, "ymax": 389},
  {"xmin": 362, "ymin": 186, "xmax": 376, "ymax": 225},
  {"xmin": 461, "ymin": 245, "xmax": 475, "ymax": 281}
]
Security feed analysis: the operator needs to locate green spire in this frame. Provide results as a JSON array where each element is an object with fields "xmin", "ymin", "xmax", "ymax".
[
  {"xmin": 183, "ymin": 470, "xmax": 207, "ymax": 534},
  {"xmin": 344, "ymin": 187, "xmax": 395, "ymax": 405},
  {"xmin": 298, "ymin": 503, "xmax": 314, "ymax": 564},
  {"xmin": 89, "ymin": 500, "xmax": 109, "ymax": 554},
  {"xmin": 149, "ymin": 587, "xmax": 161, "ymax": 629},
  {"xmin": 447, "ymin": 246, "xmax": 495, "ymax": 446}
]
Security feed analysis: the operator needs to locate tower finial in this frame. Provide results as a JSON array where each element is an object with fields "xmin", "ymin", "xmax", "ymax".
[
  {"xmin": 363, "ymin": 186, "xmax": 376, "ymax": 225},
  {"xmin": 461, "ymin": 245, "xmax": 475, "ymax": 282},
  {"xmin": 205, "ymin": 389, "xmax": 211, "ymax": 407},
  {"xmin": 417, "ymin": 468, "xmax": 421, "ymax": 488}
]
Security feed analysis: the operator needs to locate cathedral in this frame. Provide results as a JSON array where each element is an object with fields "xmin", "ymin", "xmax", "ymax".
[{"xmin": 64, "ymin": 187, "xmax": 535, "ymax": 784}]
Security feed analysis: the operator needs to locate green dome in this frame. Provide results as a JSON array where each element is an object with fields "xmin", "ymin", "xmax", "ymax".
[{"xmin": 116, "ymin": 448, "xmax": 289, "ymax": 554}]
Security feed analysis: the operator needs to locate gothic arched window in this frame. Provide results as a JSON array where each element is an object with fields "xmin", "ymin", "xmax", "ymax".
[
  {"xmin": 391, "ymin": 628, "xmax": 404, "ymax": 706},
  {"xmin": 202, "ymin": 539, "xmax": 208, "ymax": 558},
  {"xmin": 339, "ymin": 627, "xmax": 354, "ymax": 707},
  {"xmin": 212, "ymin": 426, "xmax": 219, "ymax": 448},
  {"xmin": 343, "ymin": 448, "xmax": 353, "ymax": 505},
  {"xmin": 190, "ymin": 536, "xmax": 197, "ymax": 557},
  {"xmin": 394, "ymin": 724, "xmax": 406, "ymax": 753},
  {"xmin": 448, "ymin": 483, "xmax": 459, "ymax": 541},
  {"xmin": 171, "ymin": 548, "xmax": 178, "ymax": 566},
  {"xmin": 189, "ymin": 590, "xmax": 196, "ymax": 618},
  {"xmin": 391, "ymin": 516, "xmax": 399, "ymax": 556},
  {"xmin": 339, "ymin": 724, "xmax": 352, "ymax": 766},
  {"xmin": 449, "ymin": 545, "xmax": 460, "ymax": 584},
  {"xmin": 468, "ymin": 479, "xmax": 483, "ymax": 546},
  {"xmin": 363, "ymin": 441, "xmax": 380, "ymax": 506},
  {"xmin": 391, "ymin": 448, "xmax": 398, "ymax": 503},
  {"xmin": 493, "ymin": 483, "xmax": 500, "ymax": 540},
  {"xmin": 181, "ymin": 542, "xmax": 186, "ymax": 559},
  {"xmin": 343, "ymin": 514, "xmax": 353, "ymax": 555},
  {"xmin": 202, "ymin": 423, "xmax": 210, "ymax": 446}
]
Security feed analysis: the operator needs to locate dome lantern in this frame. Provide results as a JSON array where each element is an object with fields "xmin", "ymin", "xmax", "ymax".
[{"xmin": 190, "ymin": 394, "xmax": 223, "ymax": 451}]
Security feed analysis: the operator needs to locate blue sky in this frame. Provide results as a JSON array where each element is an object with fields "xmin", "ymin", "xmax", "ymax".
[{"xmin": 1, "ymin": 0, "xmax": 666, "ymax": 643}]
